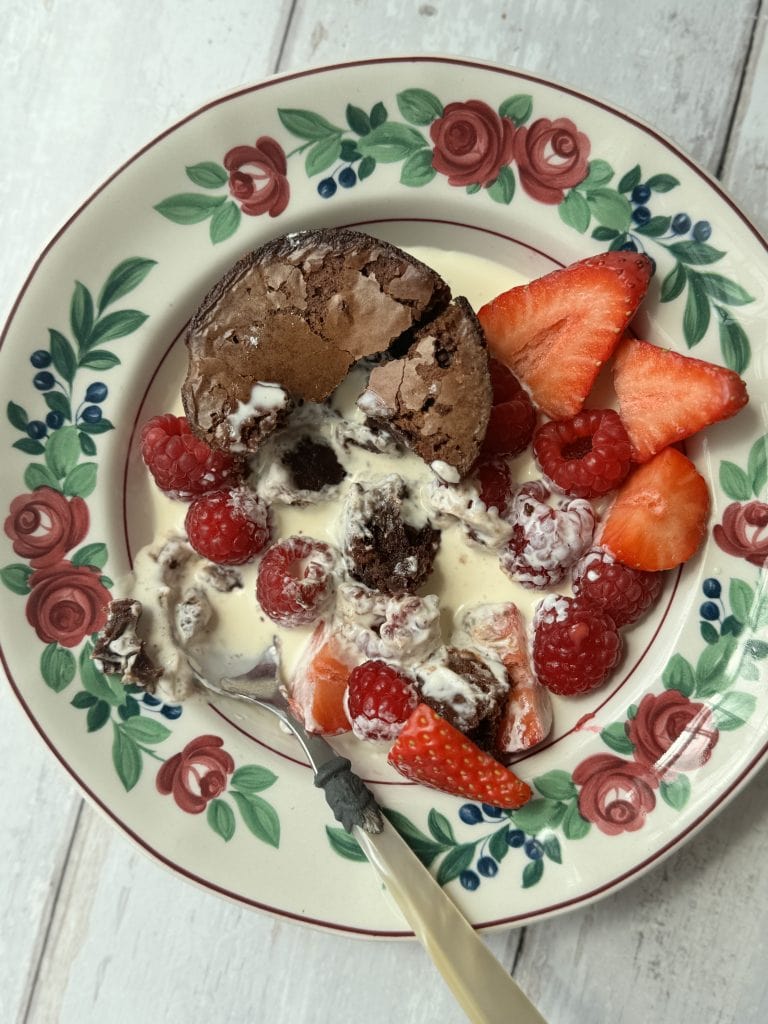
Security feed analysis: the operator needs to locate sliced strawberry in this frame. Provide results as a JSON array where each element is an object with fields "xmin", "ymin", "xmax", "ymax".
[
  {"xmin": 613, "ymin": 338, "xmax": 749, "ymax": 462},
  {"xmin": 388, "ymin": 703, "xmax": 532, "ymax": 809},
  {"xmin": 600, "ymin": 448, "xmax": 710, "ymax": 571},
  {"xmin": 477, "ymin": 251, "xmax": 652, "ymax": 419},
  {"xmin": 289, "ymin": 622, "xmax": 354, "ymax": 735}
]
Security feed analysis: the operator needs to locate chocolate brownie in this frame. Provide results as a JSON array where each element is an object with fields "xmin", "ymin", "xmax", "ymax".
[{"xmin": 415, "ymin": 646, "xmax": 508, "ymax": 743}]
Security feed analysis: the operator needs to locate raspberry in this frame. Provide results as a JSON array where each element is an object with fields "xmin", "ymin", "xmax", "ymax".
[
  {"xmin": 488, "ymin": 358, "xmax": 523, "ymax": 404},
  {"xmin": 533, "ymin": 595, "xmax": 622, "ymax": 695},
  {"xmin": 533, "ymin": 409, "xmax": 631, "ymax": 498},
  {"xmin": 141, "ymin": 414, "xmax": 242, "ymax": 500},
  {"xmin": 257, "ymin": 536, "xmax": 338, "ymax": 627},
  {"xmin": 572, "ymin": 548, "xmax": 664, "ymax": 628},
  {"xmin": 481, "ymin": 360, "xmax": 536, "ymax": 457},
  {"xmin": 344, "ymin": 660, "xmax": 418, "ymax": 741},
  {"xmin": 500, "ymin": 491, "xmax": 595, "ymax": 588},
  {"xmin": 473, "ymin": 458, "xmax": 513, "ymax": 515},
  {"xmin": 185, "ymin": 488, "xmax": 270, "ymax": 565}
]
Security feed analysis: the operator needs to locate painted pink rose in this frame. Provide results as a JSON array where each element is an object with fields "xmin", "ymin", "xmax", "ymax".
[
  {"xmin": 156, "ymin": 735, "xmax": 235, "ymax": 814},
  {"xmin": 430, "ymin": 100, "xmax": 515, "ymax": 187},
  {"xmin": 628, "ymin": 690, "xmax": 719, "ymax": 778},
  {"xmin": 573, "ymin": 753, "xmax": 657, "ymax": 836},
  {"xmin": 713, "ymin": 500, "xmax": 768, "ymax": 568},
  {"xmin": 4, "ymin": 487, "xmax": 88, "ymax": 568},
  {"xmin": 25, "ymin": 560, "xmax": 110, "ymax": 648},
  {"xmin": 513, "ymin": 117, "xmax": 591, "ymax": 203},
  {"xmin": 223, "ymin": 136, "xmax": 290, "ymax": 217}
]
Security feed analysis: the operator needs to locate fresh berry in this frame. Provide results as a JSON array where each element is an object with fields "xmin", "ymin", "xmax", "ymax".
[
  {"xmin": 500, "ymin": 490, "xmax": 595, "ymax": 588},
  {"xmin": 477, "ymin": 251, "xmax": 652, "ymax": 419},
  {"xmin": 488, "ymin": 357, "xmax": 523, "ymax": 404},
  {"xmin": 533, "ymin": 409, "xmax": 632, "ymax": 497},
  {"xmin": 481, "ymin": 394, "xmax": 536, "ymax": 456},
  {"xmin": 533, "ymin": 595, "xmax": 622, "ymax": 695},
  {"xmin": 344, "ymin": 660, "xmax": 418, "ymax": 741},
  {"xmin": 140, "ymin": 413, "xmax": 243, "ymax": 499},
  {"xmin": 289, "ymin": 622, "xmax": 354, "ymax": 735},
  {"xmin": 613, "ymin": 338, "xmax": 748, "ymax": 462},
  {"xmin": 572, "ymin": 548, "xmax": 664, "ymax": 627},
  {"xmin": 257, "ymin": 535, "xmax": 337, "ymax": 627},
  {"xmin": 600, "ymin": 448, "xmax": 710, "ymax": 571},
  {"xmin": 185, "ymin": 488, "xmax": 270, "ymax": 565},
  {"xmin": 388, "ymin": 703, "xmax": 532, "ymax": 808},
  {"xmin": 473, "ymin": 458, "xmax": 513, "ymax": 515}
]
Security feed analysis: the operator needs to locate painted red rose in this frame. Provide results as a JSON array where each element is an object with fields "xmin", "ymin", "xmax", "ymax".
[
  {"xmin": 156, "ymin": 735, "xmax": 235, "ymax": 814},
  {"xmin": 223, "ymin": 136, "xmax": 290, "ymax": 217},
  {"xmin": 713, "ymin": 500, "xmax": 768, "ymax": 568},
  {"xmin": 25, "ymin": 560, "xmax": 110, "ymax": 648},
  {"xmin": 513, "ymin": 117, "xmax": 590, "ymax": 203},
  {"xmin": 628, "ymin": 690, "xmax": 718, "ymax": 778},
  {"xmin": 573, "ymin": 753, "xmax": 657, "ymax": 836},
  {"xmin": 4, "ymin": 487, "xmax": 88, "ymax": 568},
  {"xmin": 430, "ymin": 100, "xmax": 515, "ymax": 187}
]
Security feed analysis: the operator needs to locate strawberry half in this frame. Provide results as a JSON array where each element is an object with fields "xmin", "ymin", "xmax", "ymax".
[
  {"xmin": 613, "ymin": 338, "xmax": 749, "ymax": 462},
  {"xmin": 477, "ymin": 251, "xmax": 652, "ymax": 419},
  {"xmin": 600, "ymin": 448, "xmax": 710, "ymax": 571},
  {"xmin": 388, "ymin": 703, "xmax": 532, "ymax": 809}
]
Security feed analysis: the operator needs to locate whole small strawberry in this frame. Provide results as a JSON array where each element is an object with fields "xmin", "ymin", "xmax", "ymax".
[
  {"xmin": 141, "ymin": 413, "xmax": 243, "ymax": 500},
  {"xmin": 344, "ymin": 660, "xmax": 418, "ymax": 741},
  {"xmin": 185, "ymin": 488, "xmax": 270, "ymax": 565},
  {"xmin": 533, "ymin": 595, "xmax": 622, "ymax": 695}
]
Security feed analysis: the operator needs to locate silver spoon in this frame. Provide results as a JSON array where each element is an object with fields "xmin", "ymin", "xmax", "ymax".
[{"xmin": 186, "ymin": 646, "xmax": 547, "ymax": 1024}]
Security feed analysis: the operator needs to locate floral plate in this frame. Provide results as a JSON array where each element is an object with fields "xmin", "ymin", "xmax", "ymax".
[{"xmin": 2, "ymin": 56, "xmax": 767, "ymax": 937}]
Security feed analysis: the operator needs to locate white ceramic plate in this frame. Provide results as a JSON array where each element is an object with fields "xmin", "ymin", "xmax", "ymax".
[{"xmin": 2, "ymin": 56, "xmax": 767, "ymax": 937}]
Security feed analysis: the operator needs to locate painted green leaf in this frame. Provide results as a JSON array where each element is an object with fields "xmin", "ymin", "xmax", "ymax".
[
  {"xmin": 358, "ymin": 155, "xmax": 376, "ymax": 180},
  {"xmin": 533, "ymin": 769, "xmax": 577, "ymax": 802},
  {"xmin": 740, "ymin": 658, "xmax": 760, "ymax": 681},
  {"xmin": 609, "ymin": 233, "xmax": 630, "ymax": 251},
  {"xmin": 683, "ymin": 270, "xmax": 711, "ymax": 347},
  {"xmin": 561, "ymin": 801, "xmax": 590, "ymax": 840},
  {"xmin": 698, "ymin": 273, "xmax": 754, "ymax": 306},
  {"xmin": 746, "ymin": 636, "xmax": 768, "ymax": 658},
  {"xmin": 326, "ymin": 825, "xmax": 366, "ymax": 861},
  {"xmin": 339, "ymin": 139, "xmax": 362, "ymax": 163},
  {"xmin": 70, "ymin": 281, "xmax": 94, "ymax": 347},
  {"xmin": 87, "ymin": 310, "xmax": 148, "ymax": 348},
  {"xmin": 635, "ymin": 215, "xmax": 671, "ymax": 237},
  {"xmin": 617, "ymin": 165, "xmax": 642, "ymax": 193},
  {"xmin": 45, "ymin": 425, "xmax": 80, "ymax": 478},
  {"xmin": 7, "ymin": 400, "xmax": 29, "ymax": 431},
  {"xmin": 700, "ymin": 621, "xmax": 719, "ymax": 644},
  {"xmin": 466, "ymin": 183, "xmax": 482, "ymax": 195},
  {"xmin": 711, "ymin": 692, "xmax": 758, "ymax": 730},
  {"xmin": 662, "ymin": 653, "xmax": 696, "ymax": 696},
  {"xmin": 24, "ymin": 464, "xmax": 61, "ymax": 491},
  {"xmin": 660, "ymin": 776, "xmax": 691, "ymax": 810},
  {"xmin": 600, "ymin": 722, "xmax": 634, "ymax": 755},
  {"xmin": 87, "ymin": 699, "xmax": 111, "ymax": 732},
  {"xmin": 586, "ymin": 188, "xmax": 632, "ymax": 232},
  {"xmin": 97, "ymin": 257, "xmax": 157, "ymax": 313},
  {"xmin": 49, "ymin": 329, "xmax": 77, "ymax": 384},
  {"xmin": 112, "ymin": 723, "xmax": 142, "ymax": 791},
  {"xmin": 510, "ymin": 797, "xmax": 561, "ymax": 834},
  {"xmin": 346, "ymin": 103, "xmax": 371, "ymax": 135},
  {"xmin": 646, "ymin": 173, "xmax": 680, "ymax": 192},
  {"xmin": 78, "ymin": 419, "xmax": 114, "ymax": 435},
  {"xmin": 382, "ymin": 808, "xmax": 446, "ymax": 866},
  {"xmin": 185, "ymin": 162, "xmax": 228, "ymax": 189},
  {"xmin": 487, "ymin": 165, "xmax": 515, "ymax": 204},
  {"xmin": 729, "ymin": 579, "xmax": 754, "ymax": 626},
  {"xmin": 40, "ymin": 643, "xmax": 76, "ymax": 692},
  {"xmin": 581, "ymin": 159, "xmax": 614, "ymax": 189},
  {"xmin": 694, "ymin": 635, "xmax": 738, "ymax": 697},
  {"xmin": 748, "ymin": 435, "xmax": 768, "ymax": 496},
  {"xmin": 80, "ymin": 643, "xmax": 124, "ymax": 705},
  {"xmin": 548, "ymin": 801, "xmax": 568, "ymax": 828},
  {"xmin": 720, "ymin": 615, "xmax": 743, "ymax": 637},
  {"xmin": 154, "ymin": 193, "xmax": 226, "ymax": 224},
  {"xmin": 592, "ymin": 226, "xmax": 619, "ymax": 241},
  {"xmin": 79, "ymin": 350, "xmax": 121, "ymax": 370},
  {"xmin": 305, "ymin": 134, "xmax": 341, "ymax": 176},
  {"xmin": 660, "ymin": 262, "xmax": 687, "ymax": 303},
  {"xmin": 667, "ymin": 240, "xmax": 726, "ymax": 265},
  {"xmin": 209, "ymin": 200, "xmax": 241, "ymax": 244},
  {"xmin": 717, "ymin": 308, "xmax": 750, "ymax": 373},
  {"xmin": 71, "ymin": 691, "xmax": 97, "ymax": 709},
  {"xmin": 541, "ymin": 834, "xmax": 562, "ymax": 864},
  {"xmin": 45, "ymin": 391, "xmax": 72, "ymax": 420},
  {"xmin": 62, "ymin": 462, "xmax": 98, "ymax": 498},
  {"xmin": 278, "ymin": 108, "xmax": 342, "ymax": 140},
  {"xmin": 230, "ymin": 765, "xmax": 278, "ymax": 794},
  {"xmin": 498, "ymin": 93, "xmax": 532, "ymax": 126},
  {"xmin": 522, "ymin": 858, "xmax": 544, "ymax": 888},
  {"xmin": 370, "ymin": 102, "xmax": 388, "ymax": 128},
  {"xmin": 436, "ymin": 843, "xmax": 475, "ymax": 887},
  {"xmin": 427, "ymin": 809, "xmax": 456, "ymax": 846},
  {"xmin": 400, "ymin": 148, "xmax": 436, "ymax": 187},
  {"xmin": 13, "ymin": 438, "xmax": 45, "ymax": 455},
  {"xmin": 397, "ymin": 87, "xmax": 443, "ymax": 125},
  {"xmin": 71, "ymin": 542, "xmax": 108, "ymax": 569},
  {"xmin": 719, "ymin": 461, "xmax": 752, "ymax": 501},
  {"xmin": 488, "ymin": 826, "xmax": 510, "ymax": 863},
  {"xmin": 558, "ymin": 189, "xmax": 591, "ymax": 233},
  {"xmin": 120, "ymin": 716, "xmax": 171, "ymax": 745},
  {"xmin": 231, "ymin": 791, "xmax": 280, "ymax": 848},
  {"xmin": 117, "ymin": 696, "xmax": 141, "ymax": 720},
  {"xmin": 627, "ymin": 703, "xmax": 639, "ymax": 719},
  {"xmin": 207, "ymin": 798, "xmax": 236, "ymax": 841},
  {"xmin": 356, "ymin": 122, "xmax": 428, "ymax": 162},
  {"xmin": 79, "ymin": 432, "xmax": 97, "ymax": 456}
]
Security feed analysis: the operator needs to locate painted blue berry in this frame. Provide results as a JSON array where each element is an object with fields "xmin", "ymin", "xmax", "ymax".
[
  {"xmin": 477, "ymin": 856, "xmax": 498, "ymax": 878},
  {"xmin": 81, "ymin": 405, "xmax": 102, "ymax": 423},
  {"xmin": 693, "ymin": 220, "xmax": 712, "ymax": 242},
  {"xmin": 481, "ymin": 803, "xmax": 504, "ymax": 818},
  {"xmin": 85, "ymin": 381, "xmax": 108, "ymax": 403},
  {"xmin": 26, "ymin": 420, "xmax": 47, "ymax": 439},
  {"xmin": 632, "ymin": 205, "xmax": 651, "ymax": 225},
  {"xmin": 700, "ymin": 601, "xmax": 720, "ymax": 621},
  {"xmin": 161, "ymin": 704, "xmax": 183, "ymax": 720},
  {"xmin": 672, "ymin": 213, "xmax": 691, "ymax": 235},
  {"xmin": 524, "ymin": 838, "xmax": 544, "ymax": 860},
  {"xmin": 459, "ymin": 870, "xmax": 480, "ymax": 891},
  {"xmin": 30, "ymin": 350, "xmax": 52, "ymax": 368},
  {"xmin": 142, "ymin": 692, "xmax": 161, "ymax": 706},
  {"xmin": 506, "ymin": 828, "xmax": 526, "ymax": 848},
  {"xmin": 338, "ymin": 167, "xmax": 357, "ymax": 188},
  {"xmin": 317, "ymin": 177, "xmax": 337, "ymax": 198},
  {"xmin": 33, "ymin": 371, "xmax": 55, "ymax": 391},
  {"xmin": 703, "ymin": 577, "xmax": 721, "ymax": 599},
  {"xmin": 631, "ymin": 184, "xmax": 651, "ymax": 204},
  {"xmin": 459, "ymin": 803, "xmax": 484, "ymax": 825},
  {"xmin": 46, "ymin": 411, "xmax": 65, "ymax": 430},
  {"xmin": 619, "ymin": 240, "xmax": 638, "ymax": 252}
]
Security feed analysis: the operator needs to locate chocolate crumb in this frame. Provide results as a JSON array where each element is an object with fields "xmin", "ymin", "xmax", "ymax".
[
  {"xmin": 282, "ymin": 437, "xmax": 346, "ymax": 492},
  {"xmin": 91, "ymin": 598, "xmax": 162, "ymax": 692}
]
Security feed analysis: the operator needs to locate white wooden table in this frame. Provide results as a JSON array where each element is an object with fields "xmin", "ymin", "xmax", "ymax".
[{"xmin": 2, "ymin": 2, "xmax": 767, "ymax": 1022}]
